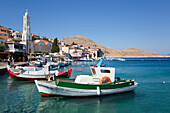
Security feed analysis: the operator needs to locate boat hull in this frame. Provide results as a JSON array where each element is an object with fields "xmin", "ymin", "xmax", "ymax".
[
  {"xmin": 35, "ymin": 80, "xmax": 138, "ymax": 97},
  {"xmin": 8, "ymin": 69, "xmax": 72, "ymax": 81}
]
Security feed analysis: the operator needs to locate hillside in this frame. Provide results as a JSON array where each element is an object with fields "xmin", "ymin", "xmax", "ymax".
[{"xmin": 62, "ymin": 36, "xmax": 166, "ymax": 57}]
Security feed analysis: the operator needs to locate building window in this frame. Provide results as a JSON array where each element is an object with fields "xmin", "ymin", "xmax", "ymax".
[
  {"xmin": 14, "ymin": 44, "xmax": 19, "ymax": 49},
  {"xmin": 29, "ymin": 49, "xmax": 31, "ymax": 53}
]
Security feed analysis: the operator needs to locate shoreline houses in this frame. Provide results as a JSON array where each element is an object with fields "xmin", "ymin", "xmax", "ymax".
[
  {"xmin": 0, "ymin": 9, "xmax": 102, "ymax": 61},
  {"xmin": 0, "ymin": 10, "xmax": 53, "ymax": 61},
  {"xmin": 0, "ymin": 29, "xmax": 53, "ymax": 61},
  {"xmin": 58, "ymin": 40, "xmax": 102, "ymax": 60}
]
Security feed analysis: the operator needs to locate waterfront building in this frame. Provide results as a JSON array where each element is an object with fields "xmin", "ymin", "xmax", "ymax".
[
  {"xmin": 0, "ymin": 28, "xmax": 11, "ymax": 38},
  {"xmin": 5, "ymin": 41, "xmax": 25, "ymax": 53},
  {"xmin": 90, "ymin": 48, "xmax": 102, "ymax": 60},
  {"xmin": 0, "ymin": 27, "xmax": 12, "ymax": 43},
  {"xmin": 4, "ymin": 40, "xmax": 26, "ymax": 61},
  {"xmin": 12, "ymin": 38, "xmax": 22, "ymax": 43},
  {"xmin": 69, "ymin": 48, "xmax": 77, "ymax": 53},
  {"xmin": 20, "ymin": 9, "xmax": 34, "ymax": 54},
  {"xmin": 0, "ymin": 37, "xmax": 5, "ymax": 44},
  {"xmin": 32, "ymin": 34, "xmax": 40, "ymax": 40},
  {"xmin": 48, "ymin": 38, "xmax": 53, "ymax": 42},
  {"xmin": 77, "ymin": 50, "xmax": 83, "ymax": 54},
  {"xmin": 81, "ymin": 45, "xmax": 90, "ymax": 50},
  {"xmin": 65, "ymin": 43, "xmax": 71, "ymax": 46},
  {"xmin": 12, "ymin": 31, "xmax": 22, "ymax": 39},
  {"xmin": 62, "ymin": 46, "xmax": 69, "ymax": 53},
  {"xmin": 60, "ymin": 41, "xmax": 65, "ymax": 46},
  {"xmin": 40, "ymin": 36, "xmax": 48, "ymax": 41}
]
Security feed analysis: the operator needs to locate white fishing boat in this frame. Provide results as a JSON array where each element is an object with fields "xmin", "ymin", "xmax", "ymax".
[
  {"xmin": 28, "ymin": 57, "xmax": 46, "ymax": 66},
  {"xmin": 8, "ymin": 65, "xmax": 72, "ymax": 81},
  {"xmin": 112, "ymin": 58, "xmax": 126, "ymax": 61},
  {"xmin": 58, "ymin": 61, "xmax": 66, "ymax": 67},
  {"xmin": 7, "ymin": 63, "xmax": 59, "ymax": 72},
  {"xmin": 35, "ymin": 55, "xmax": 137, "ymax": 97},
  {"xmin": 77, "ymin": 57, "xmax": 93, "ymax": 62},
  {"xmin": 46, "ymin": 62, "xmax": 60, "ymax": 69}
]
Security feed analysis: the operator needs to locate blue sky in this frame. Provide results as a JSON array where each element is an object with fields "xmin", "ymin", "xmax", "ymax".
[{"xmin": 1, "ymin": 0, "xmax": 170, "ymax": 54}]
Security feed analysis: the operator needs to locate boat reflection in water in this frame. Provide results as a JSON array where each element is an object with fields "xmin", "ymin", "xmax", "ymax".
[
  {"xmin": 9, "ymin": 80, "xmax": 34, "ymax": 91},
  {"xmin": 37, "ymin": 92, "xmax": 136, "ymax": 113},
  {"xmin": 6, "ymin": 81, "xmax": 40, "ymax": 112}
]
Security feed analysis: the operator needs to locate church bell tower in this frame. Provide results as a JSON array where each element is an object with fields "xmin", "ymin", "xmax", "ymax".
[{"xmin": 22, "ymin": 9, "xmax": 34, "ymax": 54}]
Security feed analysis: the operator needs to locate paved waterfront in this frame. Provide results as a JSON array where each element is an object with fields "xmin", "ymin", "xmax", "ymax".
[{"xmin": 0, "ymin": 62, "xmax": 28, "ymax": 72}]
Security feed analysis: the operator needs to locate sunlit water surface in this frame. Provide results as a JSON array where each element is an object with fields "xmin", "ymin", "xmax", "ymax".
[{"xmin": 0, "ymin": 61, "xmax": 170, "ymax": 113}]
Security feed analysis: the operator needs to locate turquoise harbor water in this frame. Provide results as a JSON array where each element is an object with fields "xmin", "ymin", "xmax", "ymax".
[{"xmin": 0, "ymin": 60, "xmax": 170, "ymax": 113}]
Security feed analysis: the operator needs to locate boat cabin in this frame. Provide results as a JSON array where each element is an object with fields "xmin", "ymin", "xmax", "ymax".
[{"xmin": 75, "ymin": 66, "xmax": 115, "ymax": 84}]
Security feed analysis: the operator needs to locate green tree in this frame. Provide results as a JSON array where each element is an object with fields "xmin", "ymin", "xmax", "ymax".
[
  {"xmin": 51, "ymin": 38, "xmax": 60, "ymax": 53},
  {"xmin": 34, "ymin": 51, "xmax": 42, "ymax": 53},
  {"xmin": 42, "ymin": 51, "xmax": 49, "ymax": 55},
  {"xmin": 72, "ymin": 42, "xmax": 77, "ymax": 45},
  {"xmin": 0, "ymin": 43, "xmax": 5, "ymax": 52},
  {"xmin": 32, "ymin": 36, "xmax": 35, "ymax": 41}
]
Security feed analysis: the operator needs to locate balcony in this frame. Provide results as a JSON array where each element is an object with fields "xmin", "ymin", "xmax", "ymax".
[{"xmin": 5, "ymin": 48, "xmax": 26, "ymax": 53}]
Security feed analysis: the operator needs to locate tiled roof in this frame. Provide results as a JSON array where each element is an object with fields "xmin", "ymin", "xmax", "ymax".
[
  {"xmin": 0, "ymin": 31, "xmax": 8, "ymax": 34},
  {"xmin": 70, "ymin": 48, "xmax": 76, "ymax": 50},
  {"xmin": 42, "ymin": 40, "xmax": 50, "ymax": 45},
  {"xmin": 77, "ymin": 51, "xmax": 83, "ymax": 53},
  {"xmin": 0, "ymin": 35, "xmax": 8, "ymax": 38},
  {"xmin": 13, "ymin": 38, "xmax": 22, "ymax": 41},
  {"xmin": 92, "ymin": 49, "xmax": 98, "ymax": 51},
  {"xmin": 34, "ymin": 40, "xmax": 41, "ymax": 44},
  {"xmin": 34, "ymin": 39, "xmax": 52, "ymax": 45},
  {"xmin": 5, "ymin": 39, "xmax": 8, "ymax": 41},
  {"xmin": 41, "ymin": 37, "xmax": 48, "ymax": 39},
  {"xmin": 83, "ymin": 45, "xmax": 89, "ymax": 47},
  {"xmin": 84, "ymin": 49, "xmax": 89, "ymax": 52},
  {"xmin": 32, "ymin": 34, "xmax": 40, "ymax": 37},
  {"xmin": 15, "ymin": 31, "xmax": 22, "ymax": 34},
  {"xmin": 0, "ymin": 27, "xmax": 9, "ymax": 31}
]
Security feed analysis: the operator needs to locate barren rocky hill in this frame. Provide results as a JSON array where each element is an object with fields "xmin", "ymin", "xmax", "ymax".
[{"xmin": 62, "ymin": 36, "xmax": 164, "ymax": 57}]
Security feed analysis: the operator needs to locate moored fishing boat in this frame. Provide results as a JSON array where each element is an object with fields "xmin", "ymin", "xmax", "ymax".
[
  {"xmin": 112, "ymin": 57, "xmax": 126, "ymax": 61},
  {"xmin": 77, "ymin": 57, "xmax": 93, "ymax": 62},
  {"xmin": 8, "ymin": 65, "xmax": 72, "ymax": 81},
  {"xmin": 35, "ymin": 55, "xmax": 138, "ymax": 97}
]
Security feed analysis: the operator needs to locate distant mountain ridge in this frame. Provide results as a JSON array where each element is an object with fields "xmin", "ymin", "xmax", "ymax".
[{"xmin": 62, "ymin": 36, "xmax": 167, "ymax": 57}]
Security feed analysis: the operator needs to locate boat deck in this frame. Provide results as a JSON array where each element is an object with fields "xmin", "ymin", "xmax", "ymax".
[{"xmin": 56, "ymin": 78, "xmax": 75, "ymax": 83}]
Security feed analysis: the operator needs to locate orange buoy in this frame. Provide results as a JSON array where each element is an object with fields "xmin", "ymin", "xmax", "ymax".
[{"xmin": 100, "ymin": 76, "xmax": 111, "ymax": 84}]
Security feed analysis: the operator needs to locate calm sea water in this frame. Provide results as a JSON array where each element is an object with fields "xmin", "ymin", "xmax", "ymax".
[{"xmin": 0, "ymin": 60, "xmax": 170, "ymax": 113}]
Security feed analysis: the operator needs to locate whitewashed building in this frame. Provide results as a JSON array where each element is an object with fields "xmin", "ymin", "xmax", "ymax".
[{"xmin": 12, "ymin": 31, "xmax": 22, "ymax": 39}]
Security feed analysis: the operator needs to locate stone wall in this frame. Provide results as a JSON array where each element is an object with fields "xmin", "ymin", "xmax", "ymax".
[{"xmin": 34, "ymin": 45, "xmax": 52, "ymax": 53}]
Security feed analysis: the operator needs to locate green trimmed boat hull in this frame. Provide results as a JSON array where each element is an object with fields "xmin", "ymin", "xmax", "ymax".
[{"xmin": 35, "ymin": 80, "xmax": 138, "ymax": 97}]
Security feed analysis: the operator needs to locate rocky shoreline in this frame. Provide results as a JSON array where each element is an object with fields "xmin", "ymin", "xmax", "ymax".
[
  {"xmin": 63, "ymin": 36, "xmax": 168, "ymax": 58},
  {"xmin": 110, "ymin": 55, "xmax": 170, "ymax": 58}
]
